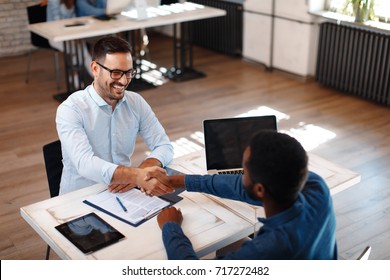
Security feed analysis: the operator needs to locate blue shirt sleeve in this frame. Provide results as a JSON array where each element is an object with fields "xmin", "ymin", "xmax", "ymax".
[
  {"xmin": 184, "ymin": 174, "xmax": 262, "ymax": 206},
  {"xmin": 160, "ymin": 175, "xmax": 262, "ymax": 260},
  {"xmin": 161, "ymin": 222, "xmax": 199, "ymax": 260}
]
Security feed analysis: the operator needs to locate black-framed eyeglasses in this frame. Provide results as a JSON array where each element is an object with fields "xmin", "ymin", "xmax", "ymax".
[{"xmin": 95, "ymin": 61, "xmax": 137, "ymax": 79}]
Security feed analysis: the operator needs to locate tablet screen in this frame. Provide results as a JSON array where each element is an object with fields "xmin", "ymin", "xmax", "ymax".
[{"xmin": 55, "ymin": 212, "xmax": 125, "ymax": 254}]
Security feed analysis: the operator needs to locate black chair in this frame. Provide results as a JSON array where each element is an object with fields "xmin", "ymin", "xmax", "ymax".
[
  {"xmin": 25, "ymin": 4, "xmax": 61, "ymax": 89},
  {"xmin": 42, "ymin": 140, "xmax": 63, "ymax": 259}
]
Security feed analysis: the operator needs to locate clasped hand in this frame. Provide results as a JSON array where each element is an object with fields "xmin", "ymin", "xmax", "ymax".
[
  {"xmin": 109, "ymin": 166, "xmax": 173, "ymax": 196},
  {"xmin": 139, "ymin": 166, "xmax": 173, "ymax": 196}
]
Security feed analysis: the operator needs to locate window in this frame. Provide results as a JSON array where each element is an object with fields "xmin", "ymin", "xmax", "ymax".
[{"xmin": 327, "ymin": 0, "xmax": 390, "ymax": 23}]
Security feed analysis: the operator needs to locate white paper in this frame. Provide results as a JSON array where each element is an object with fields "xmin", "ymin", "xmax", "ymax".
[{"xmin": 85, "ymin": 189, "xmax": 169, "ymax": 225}]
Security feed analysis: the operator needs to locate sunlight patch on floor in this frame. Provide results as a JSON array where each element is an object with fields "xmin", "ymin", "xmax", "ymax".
[
  {"xmin": 172, "ymin": 137, "xmax": 203, "ymax": 158},
  {"xmin": 282, "ymin": 123, "xmax": 336, "ymax": 151},
  {"xmin": 235, "ymin": 105, "xmax": 290, "ymax": 122},
  {"xmin": 148, "ymin": 106, "xmax": 337, "ymax": 158}
]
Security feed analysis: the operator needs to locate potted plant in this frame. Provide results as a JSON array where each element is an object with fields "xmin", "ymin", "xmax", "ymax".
[{"xmin": 349, "ymin": 0, "xmax": 375, "ymax": 22}]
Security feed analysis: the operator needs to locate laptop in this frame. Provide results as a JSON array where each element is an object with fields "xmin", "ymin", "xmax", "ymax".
[
  {"xmin": 105, "ymin": 0, "xmax": 133, "ymax": 16},
  {"xmin": 203, "ymin": 116, "xmax": 277, "ymax": 175}
]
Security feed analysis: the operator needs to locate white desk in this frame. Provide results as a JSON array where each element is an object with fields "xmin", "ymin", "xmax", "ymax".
[
  {"xmin": 20, "ymin": 150, "xmax": 360, "ymax": 259},
  {"xmin": 27, "ymin": 2, "xmax": 227, "ymax": 100},
  {"xmin": 20, "ymin": 183, "xmax": 253, "ymax": 260},
  {"xmin": 169, "ymin": 150, "xmax": 361, "ymax": 195}
]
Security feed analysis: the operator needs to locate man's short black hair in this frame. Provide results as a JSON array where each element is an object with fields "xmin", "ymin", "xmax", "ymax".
[
  {"xmin": 91, "ymin": 36, "xmax": 132, "ymax": 62},
  {"xmin": 247, "ymin": 130, "xmax": 308, "ymax": 206}
]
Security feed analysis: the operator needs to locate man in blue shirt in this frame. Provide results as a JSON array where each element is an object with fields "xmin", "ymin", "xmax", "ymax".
[
  {"xmin": 56, "ymin": 36, "xmax": 174, "ymax": 195},
  {"xmin": 153, "ymin": 130, "xmax": 338, "ymax": 259},
  {"xmin": 75, "ymin": 0, "xmax": 106, "ymax": 17}
]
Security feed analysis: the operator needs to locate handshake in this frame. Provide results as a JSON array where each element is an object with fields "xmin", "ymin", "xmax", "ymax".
[
  {"xmin": 108, "ymin": 165, "xmax": 184, "ymax": 196},
  {"xmin": 109, "ymin": 166, "xmax": 185, "ymax": 229}
]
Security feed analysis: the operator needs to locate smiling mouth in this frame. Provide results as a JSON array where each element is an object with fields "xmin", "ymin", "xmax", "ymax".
[{"xmin": 112, "ymin": 84, "xmax": 125, "ymax": 91}]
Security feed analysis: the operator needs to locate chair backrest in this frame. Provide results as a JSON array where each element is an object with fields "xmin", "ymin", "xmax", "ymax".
[
  {"xmin": 42, "ymin": 140, "xmax": 63, "ymax": 198},
  {"xmin": 356, "ymin": 246, "xmax": 371, "ymax": 260},
  {"xmin": 26, "ymin": 4, "xmax": 51, "ymax": 49}
]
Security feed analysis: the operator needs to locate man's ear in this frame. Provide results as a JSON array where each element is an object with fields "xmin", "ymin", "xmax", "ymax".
[
  {"xmin": 91, "ymin": 61, "xmax": 99, "ymax": 78},
  {"xmin": 253, "ymin": 183, "xmax": 266, "ymax": 200}
]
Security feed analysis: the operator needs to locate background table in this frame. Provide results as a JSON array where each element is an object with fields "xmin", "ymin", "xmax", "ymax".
[{"xmin": 27, "ymin": 2, "xmax": 226, "ymax": 101}]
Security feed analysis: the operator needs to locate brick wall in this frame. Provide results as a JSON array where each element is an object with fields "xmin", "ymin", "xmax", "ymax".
[{"xmin": 0, "ymin": 0, "xmax": 38, "ymax": 58}]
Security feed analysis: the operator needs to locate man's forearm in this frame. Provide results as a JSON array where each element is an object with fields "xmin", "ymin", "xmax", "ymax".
[
  {"xmin": 111, "ymin": 165, "xmax": 140, "ymax": 185},
  {"xmin": 168, "ymin": 176, "xmax": 185, "ymax": 190},
  {"xmin": 138, "ymin": 158, "xmax": 163, "ymax": 169}
]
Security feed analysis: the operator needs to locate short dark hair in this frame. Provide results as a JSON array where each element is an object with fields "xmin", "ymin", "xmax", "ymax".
[
  {"xmin": 247, "ymin": 130, "xmax": 308, "ymax": 206},
  {"xmin": 91, "ymin": 36, "xmax": 132, "ymax": 62}
]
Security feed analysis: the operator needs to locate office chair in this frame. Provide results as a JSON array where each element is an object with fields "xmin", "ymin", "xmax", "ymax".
[
  {"xmin": 25, "ymin": 4, "xmax": 61, "ymax": 90},
  {"xmin": 42, "ymin": 140, "xmax": 63, "ymax": 259},
  {"xmin": 356, "ymin": 246, "xmax": 372, "ymax": 260}
]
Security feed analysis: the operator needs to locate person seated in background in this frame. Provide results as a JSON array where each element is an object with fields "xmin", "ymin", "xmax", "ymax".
[
  {"xmin": 44, "ymin": 0, "xmax": 108, "ymax": 74},
  {"xmin": 150, "ymin": 130, "xmax": 338, "ymax": 259},
  {"xmin": 46, "ymin": 0, "xmax": 75, "ymax": 21},
  {"xmin": 75, "ymin": 0, "xmax": 109, "ymax": 76},
  {"xmin": 56, "ymin": 36, "xmax": 174, "ymax": 195},
  {"xmin": 43, "ymin": 0, "xmax": 94, "ymax": 80},
  {"xmin": 75, "ymin": 0, "xmax": 106, "ymax": 17},
  {"xmin": 42, "ymin": 0, "xmax": 76, "ymax": 51}
]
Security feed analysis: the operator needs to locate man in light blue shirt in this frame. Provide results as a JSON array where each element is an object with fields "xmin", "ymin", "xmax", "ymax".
[{"xmin": 56, "ymin": 36, "xmax": 174, "ymax": 195}]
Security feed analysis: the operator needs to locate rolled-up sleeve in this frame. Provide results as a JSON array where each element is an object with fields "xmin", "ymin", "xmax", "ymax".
[{"xmin": 136, "ymin": 95, "xmax": 173, "ymax": 167}]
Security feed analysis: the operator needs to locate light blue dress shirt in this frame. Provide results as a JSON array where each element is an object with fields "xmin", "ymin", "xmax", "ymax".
[{"xmin": 56, "ymin": 84, "xmax": 173, "ymax": 194}]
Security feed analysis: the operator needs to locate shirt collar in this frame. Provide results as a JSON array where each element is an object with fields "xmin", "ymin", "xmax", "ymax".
[
  {"xmin": 88, "ymin": 83, "xmax": 127, "ymax": 108},
  {"xmin": 258, "ymin": 193, "xmax": 305, "ymax": 226}
]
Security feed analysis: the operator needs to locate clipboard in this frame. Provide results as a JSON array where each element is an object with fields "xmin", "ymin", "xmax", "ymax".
[{"xmin": 83, "ymin": 187, "xmax": 184, "ymax": 227}]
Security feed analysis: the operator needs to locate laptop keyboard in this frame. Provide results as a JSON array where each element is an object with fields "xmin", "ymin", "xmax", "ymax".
[{"xmin": 218, "ymin": 170, "xmax": 244, "ymax": 175}]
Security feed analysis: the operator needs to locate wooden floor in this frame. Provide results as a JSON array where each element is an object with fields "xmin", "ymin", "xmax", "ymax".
[{"xmin": 1, "ymin": 32, "xmax": 389, "ymax": 260}]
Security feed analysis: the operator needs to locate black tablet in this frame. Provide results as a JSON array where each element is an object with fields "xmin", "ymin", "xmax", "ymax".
[{"xmin": 55, "ymin": 212, "xmax": 125, "ymax": 254}]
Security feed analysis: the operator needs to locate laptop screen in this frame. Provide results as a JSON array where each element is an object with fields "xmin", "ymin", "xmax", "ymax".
[{"xmin": 203, "ymin": 116, "xmax": 277, "ymax": 171}]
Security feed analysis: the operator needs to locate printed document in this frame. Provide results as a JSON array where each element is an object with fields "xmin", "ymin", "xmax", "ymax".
[{"xmin": 84, "ymin": 188, "xmax": 170, "ymax": 225}]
